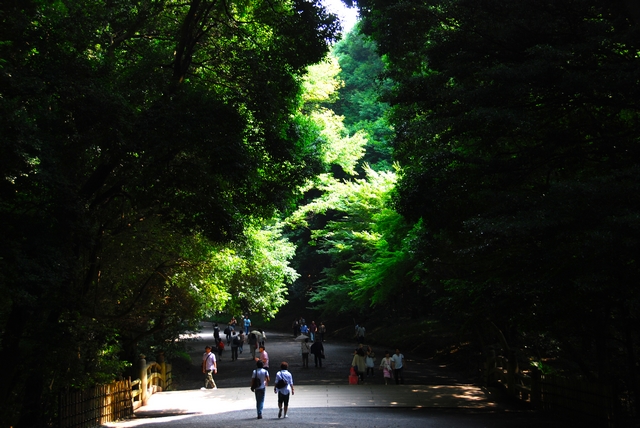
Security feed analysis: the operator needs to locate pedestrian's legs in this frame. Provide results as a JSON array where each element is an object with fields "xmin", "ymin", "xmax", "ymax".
[
  {"xmin": 302, "ymin": 353, "xmax": 309, "ymax": 368},
  {"xmin": 204, "ymin": 370, "xmax": 216, "ymax": 388},
  {"xmin": 231, "ymin": 346, "xmax": 238, "ymax": 360},
  {"xmin": 283, "ymin": 393, "xmax": 290, "ymax": 417},
  {"xmin": 255, "ymin": 388, "xmax": 265, "ymax": 418},
  {"xmin": 394, "ymin": 368, "xmax": 400, "ymax": 385},
  {"xmin": 398, "ymin": 367, "xmax": 404, "ymax": 384}
]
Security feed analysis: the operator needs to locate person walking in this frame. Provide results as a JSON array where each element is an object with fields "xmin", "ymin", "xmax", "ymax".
[
  {"xmin": 230, "ymin": 331, "xmax": 240, "ymax": 361},
  {"xmin": 248, "ymin": 330, "xmax": 259, "ymax": 359},
  {"xmin": 213, "ymin": 323, "xmax": 220, "ymax": 342},
  {"xmin": 251, "ymin": 361, "xmax": 270, "ymax": 419},
  {"xmin": 215, "ymin": 337, "xmax": 225, "ymax": 356},
  {"xmin": 365, "ymin": 346, "xmax": 375, "ymax": 377},
  {"xmin": 379, "ymin": 350, "xmax": 393, "ymax": 385},
  {"xmin": 309, "ymin": 321, "xmax": 317, "ymax": 342},
  {"xmin": 317, "ymin": 322, "xmax": 326, "ymax": 342},
  {"xmin": 274, "ymin": 362, "xmax": 295, "ymax": 418},
  {"xmin": 201, "ymin": 345, "xmax": 217, "ymax": 389},
  {"xmin": 238, "ymin": 330, "xmax": 245, "ymax": 354},
  {"xmin": 256, "ymin": 345, "xmax": 270, "ymax": 372},
  {"xmin": 300, "ymin": 338, "xmax": 310, "ymax": 368},
  {"xmin": 244, "ymin": 315, "xmax": 251, "ymax": 334},
  {"xmin": 391, "ymin": 348, "xmax": 405, "ymax": 385},
  {"xmin": 310, "ymin": 338, "xmax": 325, "ymax": 368},
  {"xmin": 351, "ymin": 347, "xmax": 366, "ymax": 384}
]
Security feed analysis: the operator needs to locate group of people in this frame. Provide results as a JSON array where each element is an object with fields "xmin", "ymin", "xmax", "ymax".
[
  {"xmin": 299, "ymin": 337, "xmax": 325, "ymax": 368},
  {"xmin": 211, "ymin": 316, "xmax": 267, "ymax": 361},
  {"xmin": 202, "ymin": 342, "xmax": 295, "ymax": 420},
  {"xmin": 352, "ymin": 344, "xmax": 405, "ymax": 386},
  {"xmin": 250, "ymin": 360, "xmax": 294, "ymax": 419},
  {"xmin": 293, "ymin": 318, "xmax": 326, "ymax": 343},
  {"xmin": 202, "ymin": 318, "xmax": 408, "ymax": 420}
]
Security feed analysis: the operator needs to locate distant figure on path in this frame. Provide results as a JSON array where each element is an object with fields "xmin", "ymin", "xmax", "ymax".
[
  {"xmin": 244, "ymin": 316, "xmax": 252, "ymax": 334},
  {"xmin": 292, "ymin": 319, "xmax": 300, "ymax": 336},
  {"xmin": 251, "ymin": 361, "xmax": 270, "ymax": 419},
  {"xmin": 317, "ymin": 322, "xmax": 326, "ymax": 342},
  {"xmin": 274, "ymin": 362, "xmax": 295, "ymax": 418},
  {"xmin": 248, "ymin": 331, "xmax": 259, "ymax": 359},
  {"xmin": 379, "ymin": 350, "xmax": 393, "ymax": 385},
  {"xmin": 213, "ymin": 323, "xmax": 220, "ymax": 342},
  {"xmin": 201, "ymin": 345, "xmax": 217, "ymax": 389},
  {"xmin": 238, "ymin": 330, "xmax": 245, "ymax": 354},
  {"xmin": 300, "ymin": 338, "xmax": 310, "ymax": 368},
  {"xmin": 309, "ymin": 321, "xmax": 317, "ymax": 342},
  {"xmin": 230, "ymin": 331, "xmax": 240, "ymax": 361},
  {"xmin": 310, "ymin": 338, "xmax": 325, "ymax": 368},
  {"xmin": 356, "ymin": 325, "xmax": 365, "ymax": 343},
  {"xmin": 391, "ymin": 348, "xmax": 405, "ymax": 385},
  {"xmin": 256, "ymin": 345, "xmax": 270, "ymax": 371},
  {"xmin": 365, "ymin": 346, "xmax": 375, "ymax": 376},
  {"xmin": 216, "ymin": 337, "xmax": 225, "ymax": 356},
  {"xmin": 352, "ymin": 347, "xmax": 366, "ymax": 384}
]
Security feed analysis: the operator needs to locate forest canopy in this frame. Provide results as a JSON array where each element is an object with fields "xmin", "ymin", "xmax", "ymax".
[{"xmin": 0, "ymin": 0, "xmax": 340, "ymax": 425}]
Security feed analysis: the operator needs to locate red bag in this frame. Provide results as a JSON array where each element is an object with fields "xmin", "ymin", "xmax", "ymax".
[{"xmin": 349, "ymin": 366, "xmax": 358, "ymax": 385}]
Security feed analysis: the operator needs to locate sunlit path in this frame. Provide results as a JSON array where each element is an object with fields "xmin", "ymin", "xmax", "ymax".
[{"xmin": 104, "ymin": 384, "xmax": 497, "ymax": 427}]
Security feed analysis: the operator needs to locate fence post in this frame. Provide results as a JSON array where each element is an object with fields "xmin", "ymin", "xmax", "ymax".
[
  {"xmin": 139, "ymin": 354, "xmax": 148, "ymax": 406},
  {"xmin": 158, "ymin": 352, "xmax": 166, "ymax": 391}
]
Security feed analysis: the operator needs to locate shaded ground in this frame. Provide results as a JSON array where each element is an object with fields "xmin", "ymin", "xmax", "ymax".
[{"xmin": 174, "ymin": 324, "xmax": 476, "ymax": 390}]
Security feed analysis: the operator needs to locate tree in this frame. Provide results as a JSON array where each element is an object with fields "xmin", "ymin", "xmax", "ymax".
[
  {"xmin": 332, "ymin": 24, "xmax": 393, "ymax": 170},
  {"xmin": 357, "ymin": 0, "xmax": 640, "ymax": 405},
  {"xmin": 0, "ymin": 0, "xmax": 339, "ymax": 425}
]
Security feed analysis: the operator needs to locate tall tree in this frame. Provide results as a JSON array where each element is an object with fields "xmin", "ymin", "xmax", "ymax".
[
  {"xmin": 358, "ymin": 0, "xmax": 640, "ymax": 405},
  {"xmin": 0, "ymin": 0, "xmax": 339, "ymax": 425}
]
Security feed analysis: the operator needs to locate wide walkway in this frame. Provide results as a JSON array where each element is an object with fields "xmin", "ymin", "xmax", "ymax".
[
  {"xmin": 136, "ymin": 382, "xmax": 495, "ymax": 414},
  {"xmin": 104, "ymin": 325, "xmax": 509, "ymax": 427}
]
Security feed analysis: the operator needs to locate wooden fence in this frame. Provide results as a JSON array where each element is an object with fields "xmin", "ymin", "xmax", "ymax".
[
  {"xmin": 484, "ymin": 347, "xmax": 614, "ymax": 427},
  {"xmin": 58, "ymin": 355, "xmax": 172, "ymax": 428},
  {"xmin": 59, "ymin": 379, "xmax": 134, "ymax": 428}
]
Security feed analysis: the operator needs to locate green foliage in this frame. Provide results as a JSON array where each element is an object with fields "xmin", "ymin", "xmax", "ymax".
[
  {"xmin": 357, "ymin": 0, "xmax": 640, "ymax": 400},
  {"xmin": 288, "ymin": 166, "xmax": 420, "ymax": 315},
  {"xmin": 332, "ymin": 25, "xmax": 393, "ymax": 170},
  {"xmin": 0, "ymin": 0, "xmax": 339, "ymax": 425}
]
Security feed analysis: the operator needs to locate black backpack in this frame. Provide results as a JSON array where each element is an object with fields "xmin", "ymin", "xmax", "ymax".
[
  {"xmin": 248, "ymin": 333, "xmax": 257, "ymax": 344},
  {"xmin": 233, "ymin": 335, "xmax": 241, "ymax": 346},
  {"xmin": 276, "ymin": 373, "xmax": 287, "ymax": 389}
]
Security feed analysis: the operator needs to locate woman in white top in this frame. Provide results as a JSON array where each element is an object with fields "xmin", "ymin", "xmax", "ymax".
[
  {"xmin": 300, "ymin": 338, "xmax": 310, "ymax": 368},
  {"xmin": 273, "ymin": 361, "xmax": 295, "ymax": 418}
]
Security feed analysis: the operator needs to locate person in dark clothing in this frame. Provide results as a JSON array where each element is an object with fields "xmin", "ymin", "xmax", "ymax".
[{"xmin": 310, "ymin": 338, "xmax": 325, "ymax": 368}]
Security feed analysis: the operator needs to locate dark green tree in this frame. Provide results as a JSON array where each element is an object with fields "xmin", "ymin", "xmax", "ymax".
[
  {"xmin": 357, "ymin": 0, "xmax": 640, "ymax": 405},
  {"xmin": 0, "ymin": 0, "xmax": 339, "ymax": 425}
]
